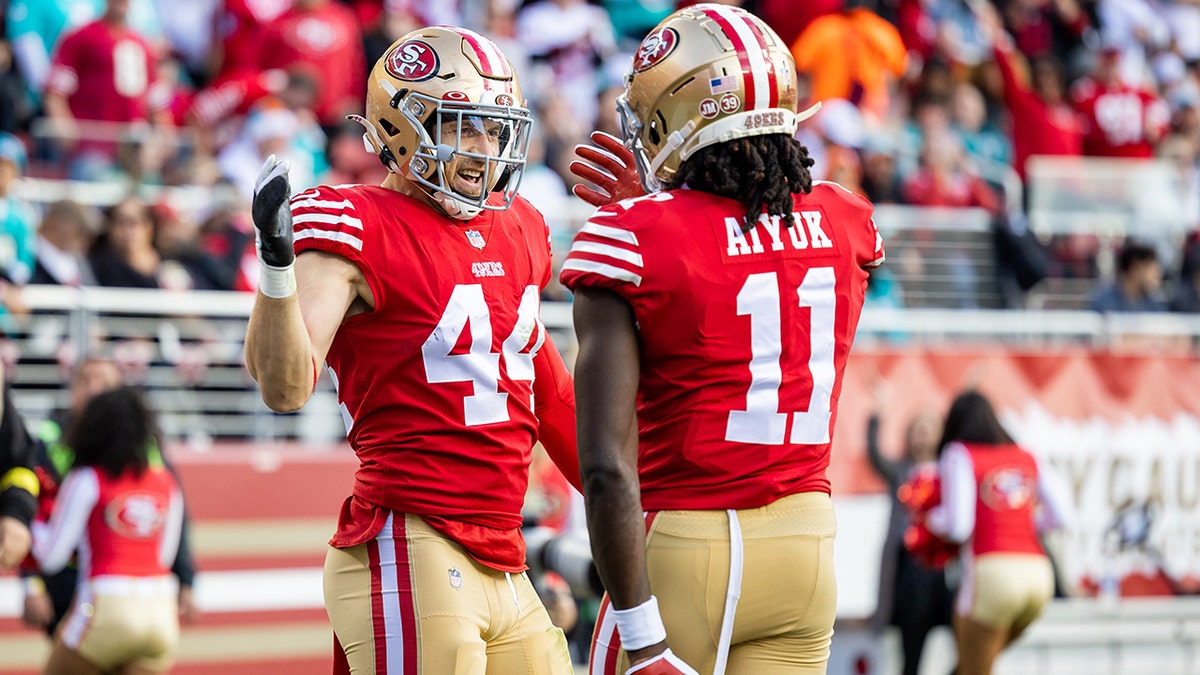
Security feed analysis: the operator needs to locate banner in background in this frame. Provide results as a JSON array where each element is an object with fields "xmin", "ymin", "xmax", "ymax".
[{"xmin": 833, "ymin": 347, "xmax": 1200, "ymax": 597}]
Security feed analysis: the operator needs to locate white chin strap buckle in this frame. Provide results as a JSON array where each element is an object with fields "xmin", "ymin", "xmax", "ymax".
[{"xmin": 435, "ymin": 192, "xmax": 482, "ymax": 221}]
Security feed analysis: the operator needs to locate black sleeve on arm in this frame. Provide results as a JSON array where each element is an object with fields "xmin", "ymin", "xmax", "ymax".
[
  {"xmin": 0, "ymin": 383, "xmax": 38, "ymax": 525},
  {"xmin": 171, "ymin": 509, "xmax": 196, "ymax": 587},
  {"xmin": 162, "ymin": 457, "xmax": 197, "ymax": 587},
  {"xmin": 865, "ymin": 414, "xmax": 902, "ymax": 486}
]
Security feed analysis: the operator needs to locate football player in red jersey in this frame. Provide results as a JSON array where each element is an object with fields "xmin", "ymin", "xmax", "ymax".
[
  {"xmin": 562, "ymin": 5, "xmax": 884, "ymax": 674},
  {"xmin": 244, "ymin": 26, "xmax": 581, "ymax": 674}
]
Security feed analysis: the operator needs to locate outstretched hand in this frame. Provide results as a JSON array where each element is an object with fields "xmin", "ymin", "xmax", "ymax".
[
  {"xmin": 570, "ymin": 131, "xmax": 646, "ymax": 207},
  {"xmin": 252, "ymin": 154, "xmax": 295, "ymax": 269}
]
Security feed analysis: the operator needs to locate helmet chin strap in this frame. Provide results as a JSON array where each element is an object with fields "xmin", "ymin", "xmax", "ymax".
[{"xmin": 433, "ymin": 191, "xmax": 484, "ymax": 220}]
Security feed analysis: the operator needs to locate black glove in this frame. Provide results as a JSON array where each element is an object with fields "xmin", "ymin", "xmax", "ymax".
[{"xmin": 252, "ymin": 155, "xmax": 295, "ymax": 269}]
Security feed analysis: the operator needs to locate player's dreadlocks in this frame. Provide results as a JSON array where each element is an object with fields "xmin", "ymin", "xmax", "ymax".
[{"xmin": 668, "ymin": 133, "xmax": 814, "ymax": 233}]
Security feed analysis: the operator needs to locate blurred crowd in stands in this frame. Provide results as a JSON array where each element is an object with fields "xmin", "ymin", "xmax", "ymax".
[{"xmin": 0, "ymin": 0, "xmax": 1197, "ymax": 316}]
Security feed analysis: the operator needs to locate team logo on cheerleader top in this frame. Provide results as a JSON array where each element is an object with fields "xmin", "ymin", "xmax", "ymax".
[
  {"xmin": 449, "ymin": 568, "xmax": 463, "ymax": 590},
  {"xmin": 105, "ymin": 491, "xmax": 167, "ymax": 538},
  {"xmin": 465, "ymin": 229, "xmax": 486, "ymax": 249},
  {"xmin": 980, "ymin": 468, "xmax": 1034, "ymax": 510}
]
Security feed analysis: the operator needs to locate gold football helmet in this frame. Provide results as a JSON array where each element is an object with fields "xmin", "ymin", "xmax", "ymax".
[
  {"xmin": 619, "ymin": 4, "xmax": 820, "ymax": 192},
  {"xmin": 349, "ymin": 27, "xmax": 533, "ymax": 220}
]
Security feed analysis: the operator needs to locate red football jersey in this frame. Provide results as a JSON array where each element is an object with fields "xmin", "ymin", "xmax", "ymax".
[
  {"xmin": 560, "ymin": 183, "xmax": 884, "ymax": 511},
  {"xmin": 1069, "ymin": 77, "xmax": 1170, "ymax": 159},
  {"xmin": 46, "ymin": 20, "xmax": 165, "ymax": 123},
  {"xmin": 292, "ymin": 185, "xmax": 556, "ymax": 571}
]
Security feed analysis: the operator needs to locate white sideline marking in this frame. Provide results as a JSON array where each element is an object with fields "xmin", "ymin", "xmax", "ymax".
[{"xmin": 0, "ymin": 567, "xmax": 326, "ymax": 618}]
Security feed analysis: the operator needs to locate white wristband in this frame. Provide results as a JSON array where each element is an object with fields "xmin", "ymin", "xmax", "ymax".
[
  {"xmin": 613, "ymin": 596, "xmax": 668, "ymax": 652},
  {"xmin": 259, "ymin": 263, "xmax": 296, "ymax": 299}
]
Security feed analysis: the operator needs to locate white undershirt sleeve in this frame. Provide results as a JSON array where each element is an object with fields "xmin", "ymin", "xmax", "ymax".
[
  {"xmin": 158, "ymin": 484, "xmax": 184, "ymax": 569},
  {"xmin": 927, "ymin": 442, "xmax": 976, "ymax": 543},
  {"xmin": 33, "ymin": 467, "xmax": 99, "ymax": 575}
]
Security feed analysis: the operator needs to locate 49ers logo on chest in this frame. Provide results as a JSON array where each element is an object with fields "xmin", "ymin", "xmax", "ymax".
[
  {"xmin": 634, "ymin": 28, "xmax": 678, "ymax": 73},
  {"xmin": 386, "ymin": 40, "xmax": 439, "ymax": 81}
]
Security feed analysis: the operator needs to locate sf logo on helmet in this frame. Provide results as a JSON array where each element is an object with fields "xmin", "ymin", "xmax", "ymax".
[
  {"xmin": 387, "ymin": 40, "xmax": 439, "ymax": 81},
  {"xmin": 634, "ymin": 28, "xmax": 678, "ymax": 73}
]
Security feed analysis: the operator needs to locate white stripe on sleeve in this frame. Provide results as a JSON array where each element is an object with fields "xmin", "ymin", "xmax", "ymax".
[
  {"xmin": 561, "ymin": 259, "xmax": 642, "ymax": 286},
  {"xmin": 159, "ymin": 484, "xmax": 184, "ymax": 569},
  {"xmin": 34, "ymin": 467, "xmax": 100, "ymax": 575}
]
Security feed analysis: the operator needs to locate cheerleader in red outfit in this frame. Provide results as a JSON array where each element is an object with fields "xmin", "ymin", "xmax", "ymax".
[
  {"xmin": 927, "ymin": 391, "xmax": 1074, "ymax": 675},
  {"xmin": 32, "ymin": 386, "xmax": 183, "ymax": 675}
]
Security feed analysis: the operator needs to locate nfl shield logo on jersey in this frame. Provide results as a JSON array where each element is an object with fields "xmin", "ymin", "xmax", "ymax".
[
  {"xmin": 465, "ymin": 229, "xmax": 486, "ymax": 249},
  {"xmin": 449, "ymin": 568, "xmax": 463, "ymax": 590}
]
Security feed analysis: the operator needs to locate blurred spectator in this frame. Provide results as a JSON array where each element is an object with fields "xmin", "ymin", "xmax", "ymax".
[
  {"xmin": 30, "ymin": 385, "xmax": 185, "ymax": 674},
  {"xmin": 812, "ymin": 98, "xmax": 866, "ymax": 193},
  {"xmin": 195, "ymin": 202, "xmax": 256, "ymax": 293},
  {"xmin": 5, "ymin": 0, "xmax": 163, "ymax": 109},
  {"xmin": 928, "ymin": 391, "xmax": 1074, "ymax": 675},
  {"xmin": 951, "ymin": 81, "xmax": 1011, "ymax": 178},
  {"xmin": 901, "ymin": 129, "xmax": 1002, "ymax": 212},
  {"xmin": 150, "ymin": 0, "xmax": 218, "ymax": 82},
  {"xmin": 150, "ymin": 201, "xmax": 225, "ymax": 291},
  {"xmin": 89, "ymin": 196, "xmax": 182, "ymax": 290},
  {"xmin": 758, "ymin": 0, "xmax": 841, "ymax": 51},
  {"xmin": 0, "ymin": 41, "xmax": 34, "ymax": 133},
  {"xmin": 1095, "ymin": 0, "xmax": 1170, "ymax": 88},
  {"xmin": 1089, "ymin": 240, "xmax": 1167, "ymax": 312},
  {"xmin": 517, "ymin": 0, "xmax": 617, "ymax": 132},
  {"xmin": 1171, "ymin": 233, "xmax": 1200, "ymax": 312},
  {"xmin": 1169, "ymin": 232, "xmax": 1200, "ymax": 312},
  {"xmin": 535, "ymin": 89, "xmax": 591, "ymax": 191},
  {"xmin": 321, "ymin": 119, "xmax": 387, "ymax": 187},
  {"xmin": 866, "ymin": 384, "xmax": 951, "ymax": 675},
  {"xmin": 1000, "ymin": 0, "xmax": 1089, "ymax": 64},
  {"xmin": 897, "ymin": 93, "xmax": 952, "ymax": 179},
  {"xmin": 791, "ymin": 4, "xmax": 908, "ymax": 123},
  {"xmin": 861, "ymin": 135, "xmax": 904, "ymax": 204},
  {"xmin": 0, "ymin": 134, "xmax": 36, "ymax": 289},
  {"xmin": 187, "ymin": 68, "xmax": 288, "ymax": 156},
  {"xmin": 518, "ymin": 130, "xmax": 570, "ymax": 240},
  {"xmin": 257, "ymin": 0, "xmax": 365, "ymax": 129},
  {"xmin": 31, "ymin": 200, "xmax": 96, "ymax": 287},
  {"xmin": 211, "ymin": 0, "xmax": 292, "ymax": 80},
  {"xmin": 895, "ymin": 0, "xmax": 938, "ymax": 65},
  {"xmin": 0, "ymin": 370, "xmax": 37, "ymax": 573},
  {"xmin": 1069, "ymin": 43, "xmax": 1170, "ymax": 158},
  {"xmin": 977, "ymin": 1, "xmax": 1082, "ymax": 180},
  {"xmin": 361, "ymin": 2, "xmax": 421, "ymax": 67},
  {"xmin": 1157, "ymin": 133, "xmax": 1200, "ymax": 231},
  {"xmin": 216, "ymin": 104, "xmax": 318, "ymax": 202},
  {"xmin": 593, "ymin": 80, "xmax": 623, "ymax": 139},
  {"xmin": 42, "ymin": 0, "xmax": 172, "ymax": 181}
]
